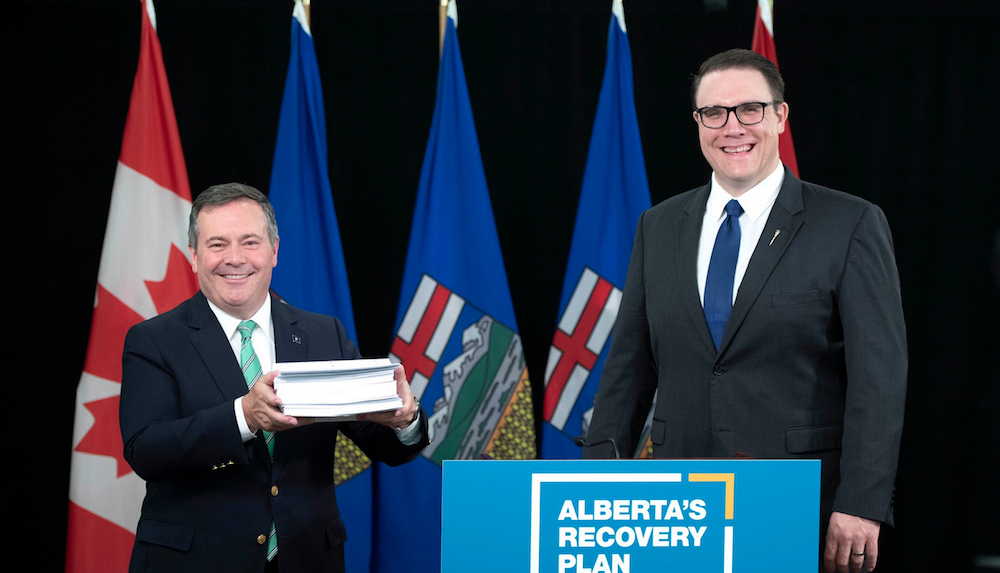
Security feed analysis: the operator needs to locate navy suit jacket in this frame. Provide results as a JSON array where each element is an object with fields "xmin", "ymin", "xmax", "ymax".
[
  {"xmin": 120, "ymin": 292, "xmax": 428, "ymax": 573},
  {"xmin": 585, "ymin": 170, "xmax": 906, "ymax": 529}
]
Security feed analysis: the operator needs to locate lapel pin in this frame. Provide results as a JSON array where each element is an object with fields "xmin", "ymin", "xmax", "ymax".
[
  {"xmin": 769, "ymin": 229, "xmax": 781, "ymax": 246},
  {"xmin": 291, "ymin": 334, "xmax": 302, "ymax": 344}
]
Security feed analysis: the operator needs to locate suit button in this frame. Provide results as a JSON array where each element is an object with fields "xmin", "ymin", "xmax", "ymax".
[
  {"xmin": 713, "ymin": 366, "xmax": 725, "ymax": 376},
  {"xmin": 257, "ymin": 534, "xmax": 267, "ymax": 545},
  {"xmin": 271, "ymin": 485, "xmax": 279, "ymax": 497}
]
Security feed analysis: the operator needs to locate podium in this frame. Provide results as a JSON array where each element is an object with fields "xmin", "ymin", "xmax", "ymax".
[{"xmin": 442, "ymin": 459, "xmax": 819, "ymax": 573}]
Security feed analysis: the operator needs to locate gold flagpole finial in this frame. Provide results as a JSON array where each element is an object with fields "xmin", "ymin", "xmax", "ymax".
[{"xmin": 438, "ymin": 0, "xmax": 448, "ymax": 57}]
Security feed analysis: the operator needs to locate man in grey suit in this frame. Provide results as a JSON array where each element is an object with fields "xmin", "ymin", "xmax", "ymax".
[{"xmin": 583, "ymin": 49, "xmax": 906, "ymax": 573}]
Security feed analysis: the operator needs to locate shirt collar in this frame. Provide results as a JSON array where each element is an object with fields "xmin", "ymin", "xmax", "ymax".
[
  {"xmin": 206, "ymin": 295, "xmax": 274, "ymax": 344},
  {"xmin": 707, "ymin": 163, "xmax": 784, "ymax": 223}
]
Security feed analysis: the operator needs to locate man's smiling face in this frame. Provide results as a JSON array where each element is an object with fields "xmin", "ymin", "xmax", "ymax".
[
  {"xmin": 189, "ymin": 199, "xmax": 278, "ymax": 319},
  {"xmin": 694, "ymin": 67, "xmax": 788, "ymax": 196}
]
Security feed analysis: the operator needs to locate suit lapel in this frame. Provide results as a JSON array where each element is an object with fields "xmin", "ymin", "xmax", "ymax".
[
  {"xmin": 717, "ymin": 171, "xmax": 805, "ymax": 357},
  {"xmin": 187, "ymin": 292, "xmax": 254, "ymax": 403},
  {"xmin": 187, "ymin": 293, "xmax": 275, "ymax": 470},
  {"xmin": 676, "ymin": 184, "xmax": 717, "ymax": 356},
  {"xmin": 273, "ymin": 296, "xmax": 308, "ymax": 363}
]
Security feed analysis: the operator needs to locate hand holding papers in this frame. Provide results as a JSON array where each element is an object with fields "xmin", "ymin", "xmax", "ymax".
[{"xmin": 275, "ymin": 358, "xmax": 404, "ymax": 420}]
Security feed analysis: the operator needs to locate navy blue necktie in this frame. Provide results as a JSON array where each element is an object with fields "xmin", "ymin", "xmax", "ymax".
[{"xmin": 704, "ymin": 199, "xmax": 744, "ymax": 351}]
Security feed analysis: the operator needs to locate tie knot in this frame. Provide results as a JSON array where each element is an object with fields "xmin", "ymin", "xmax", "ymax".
[
  {"xmin": 237, "ymin": 320, "xmax": 256, "ymax": 341},
  {"xmin": 725, "ymin": 199, "xmax": 744, "ymax": 218}
]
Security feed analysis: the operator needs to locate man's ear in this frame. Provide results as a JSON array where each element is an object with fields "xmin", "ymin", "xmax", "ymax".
[
  {"xmin": 775, "ymin": 101, "xmax": 789, "ymax": 134},
  {"xmin": 189, "ymin": 245, "xmax": 198, "ymax": 273}
]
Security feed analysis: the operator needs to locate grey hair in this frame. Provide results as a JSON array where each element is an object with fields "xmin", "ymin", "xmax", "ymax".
[{"xmin": 188, "ymin": 182, "xmax": 279, "ymax": 249}]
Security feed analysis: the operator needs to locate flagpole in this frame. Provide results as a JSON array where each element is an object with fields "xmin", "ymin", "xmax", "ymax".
[
  {"xmin": 302, "ymin": 0, "xmax": 311, "ymax": 27},
  {"xmin": 438, "ymin": 0, "xmax": 448, "ymax": 57}
]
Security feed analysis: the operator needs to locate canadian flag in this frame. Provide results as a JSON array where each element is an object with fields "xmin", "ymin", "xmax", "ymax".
[
  {"xmin": 65, "ymin": 1, "xmax": 198, "ymax": 571},
  {"xmin": 752, "ymin": 0, "xmax": 799, "ymax": 177}
]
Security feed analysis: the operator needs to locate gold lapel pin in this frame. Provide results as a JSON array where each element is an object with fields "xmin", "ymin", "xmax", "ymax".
[{"xmin": 769, "ymin": 229, "xmax": 781, "ymax": 246}]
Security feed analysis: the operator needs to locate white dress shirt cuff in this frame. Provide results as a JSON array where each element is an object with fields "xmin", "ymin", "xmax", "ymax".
[
  {"xmin": 394, "ymin": 410, "xmax": 423, "ymax": 446},
  {"xmin": 234, "ymin": 398, "xmax": 256, "ymax": 442}
]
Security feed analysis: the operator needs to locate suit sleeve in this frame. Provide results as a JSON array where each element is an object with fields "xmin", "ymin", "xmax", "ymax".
[
  {"xmin": 834, "ymin": 204, "xmax": 907, "ymax": 524},
  {"xmin": 120, "ymin": 322, "xmax": 251, "ymax": 482},
  {"xmin": 584, "ymin": 212, "xmax": 660, "ymax": 459}
]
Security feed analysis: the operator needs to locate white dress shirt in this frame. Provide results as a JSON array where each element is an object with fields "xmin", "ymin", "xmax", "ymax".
[
  {"xmin": 697, "ymin": 164, "xmax": 784, "ymax": 306},
  {"xmin": 207, "ymin": 296, "xmax": 277, "ymax": 442},
  {"xmin": 206, "ymin": 296, "xmax": 421, "ymax": 445}
]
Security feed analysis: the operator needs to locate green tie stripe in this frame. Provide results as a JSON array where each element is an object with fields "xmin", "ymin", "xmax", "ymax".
[
  {"xmin": 237, "ymin": 320, "xmax": 277, "ymax": 560},
  {"xmin": 266, "ymin": 524, "xmax": 278, "ymax": 561},
  {"xmin": 237, "ymin": 321, "xmax": 273, "ymax": 458}
]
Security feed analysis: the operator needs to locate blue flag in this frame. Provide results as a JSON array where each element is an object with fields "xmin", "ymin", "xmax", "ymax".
[
  {"xmin": 268, "ymin": 2, "xmax": 372, "ymax": 571},
  {"xmin": 269, "ymin": 0, "xmax": 356, "ymax": 339},
  {"xmin": 373, "ymin": 3, "xmax": 536, "ymax": 571},
  {"xmin": 541, "ymin": 0, "xmax": 652, "ymax": 460}
]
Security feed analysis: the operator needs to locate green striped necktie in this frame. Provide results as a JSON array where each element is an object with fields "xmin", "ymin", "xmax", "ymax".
[{"xmin": 237, "ymin": 320, "xmax": 277, "ymax": 561}]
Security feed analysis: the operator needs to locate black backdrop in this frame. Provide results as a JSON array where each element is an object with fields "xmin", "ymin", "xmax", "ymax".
[{"xmin": 11, "ymin": 0, "xmax": 999, "ymax": 571}]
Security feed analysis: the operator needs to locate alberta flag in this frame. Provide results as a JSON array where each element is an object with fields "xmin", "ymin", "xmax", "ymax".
[
  {"xmin": 267, "ymin": 2, "xmax": 372, "ymax": 571},
  {"xmin": 373, "ymin": 2, "xmax": 535, "ymax": 571},
  {"xmin": 540, "ymin": 0, "xmax": 652, "ymax": 460},
  {"xmin": 66, "ymin": 1, "xmax": 199, "ymax": 571}
]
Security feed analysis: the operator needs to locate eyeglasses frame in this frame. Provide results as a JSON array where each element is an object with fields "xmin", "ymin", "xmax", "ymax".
[{"xmin": 693, "ymin": 101, "xmax": 778, "ymax": 129}]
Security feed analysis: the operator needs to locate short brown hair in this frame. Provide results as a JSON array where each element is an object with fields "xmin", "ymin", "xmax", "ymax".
[{"xmin": 691, "ymin": 49, "xmax": 785, "ymax": 108}]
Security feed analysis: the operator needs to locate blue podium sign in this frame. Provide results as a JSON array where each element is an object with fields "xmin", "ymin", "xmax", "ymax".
[{"xmin": 441, "ymin": 459, "xmax": 819, "ymax": 573}]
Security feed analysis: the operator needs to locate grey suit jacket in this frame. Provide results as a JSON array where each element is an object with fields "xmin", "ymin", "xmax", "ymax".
[{"xmin": 585, "ymin": 169, "xmax": 906, "ymax": 527}]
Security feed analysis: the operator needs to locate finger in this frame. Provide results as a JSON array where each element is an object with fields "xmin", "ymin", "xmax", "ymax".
[
  {"xmin": 395, "ymin": 368, "xmax": 414, "ymax": 403},
  {"xmin": 251, "ymin": 378, "xmax": 278, "ymax": 401},
  {"xmin": 850, "ymin": 551, "xmax": 865, "ymax": 573},
  {"xmin": 836, "ymin": 542, "xmax": 852, "ymax": 573},
  {"xmin": 864, "ymin": 538, "xmax": 878, "ymax": 572},
  {"xmin": 397, "ymin": 383, "xmax": 414, "ymax": 406},
  {"xmin": 395, "ymin": 398, "xmax": 417, "ymax": 418},
  {"xmin": 261, "ymin": 412, "xmax": 300, "ymax": 432},
  {"xmin": 362, "ymin": 411, "xmax": 403, "ymax": 425},
  {"xmin": 822, "ymin": 535, "xmax": 838, "ymax": 572}
]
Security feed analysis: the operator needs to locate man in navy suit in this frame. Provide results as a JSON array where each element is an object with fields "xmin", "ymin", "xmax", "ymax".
[
  {"xmin": 120, "ymin": 183, "xmax": 428, "ymax": 573},
  {"xmin": 584, "ymin": 49, "xmax": 906, "ymax": 573}
]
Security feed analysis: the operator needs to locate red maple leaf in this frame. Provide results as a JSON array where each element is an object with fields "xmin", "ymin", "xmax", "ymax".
[
  {"xmin": 75, "ymin": 395, "xmax": 131, "ymax": 477},
  {"xmin": 78, "ymin": 245, "xmax": 198, "ymax": 476},
  {"xmin": 144, "ymin": 244, "xmax": 199, "ymax": 314},
  {"xmin": 83, "ymin": 285, "xmax": 145, "ymax": 384}
]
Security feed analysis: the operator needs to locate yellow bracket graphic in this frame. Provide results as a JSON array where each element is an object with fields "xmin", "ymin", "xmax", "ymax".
[{"xmin": 688, "ymin": 473, "xmax": 735, "ymax": 520}]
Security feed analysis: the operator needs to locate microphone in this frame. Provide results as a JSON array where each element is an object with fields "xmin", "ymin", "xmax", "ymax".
[{"xmin": 574, "ymin": 436, "xmax": 621, "ymax": 459}]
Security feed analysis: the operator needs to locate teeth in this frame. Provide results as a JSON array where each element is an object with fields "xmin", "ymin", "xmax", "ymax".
[
  {"xmin": 724, "ymin": 145, "xmax": 752, "ymax": 153},
  {"xmin": 223, "ymin": 274, "xmax": 250, "ymax": 279}
]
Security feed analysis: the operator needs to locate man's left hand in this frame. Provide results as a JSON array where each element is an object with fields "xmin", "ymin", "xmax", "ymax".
[
  {"xmin": 823, "ymin": 511, "xmax": 881, "ymax": 573},
  {"xmin": 357, "ymin": 365, "xmax": 418, "ymax": 429}
]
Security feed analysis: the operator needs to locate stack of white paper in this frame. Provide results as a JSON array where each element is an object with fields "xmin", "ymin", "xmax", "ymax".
[{"xmin": 274, "ymin": 358, "xmax": 402, "ymax": 420}]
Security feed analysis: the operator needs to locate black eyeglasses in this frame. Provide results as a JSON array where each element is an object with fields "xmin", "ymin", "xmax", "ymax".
[{"xmin": 694, "ymin": 102, "xmax": 776, "ymax": 129}]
